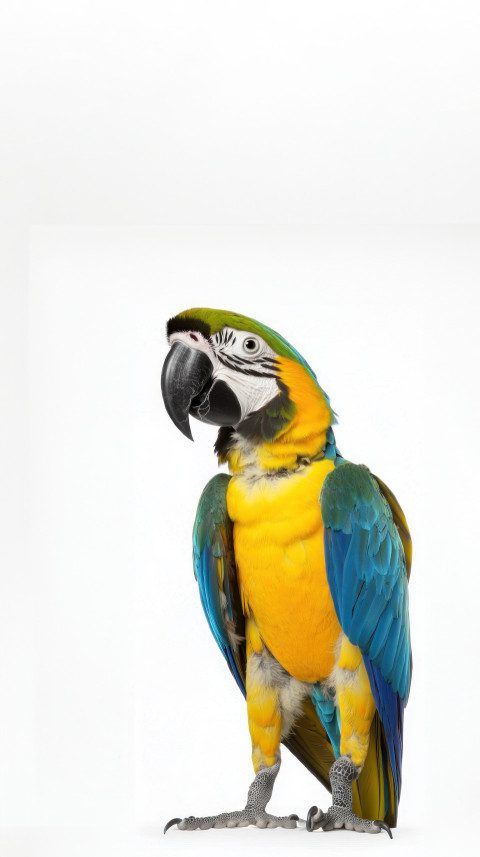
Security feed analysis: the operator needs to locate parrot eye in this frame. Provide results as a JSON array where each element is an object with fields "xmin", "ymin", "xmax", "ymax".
[{"xmin": 242, "ymin": 337, "xmax": 260, "ymax": 354}]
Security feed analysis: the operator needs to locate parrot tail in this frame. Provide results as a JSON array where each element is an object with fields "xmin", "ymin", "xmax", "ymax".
[{"xmin": 353, "ymin": 712, "xmax": 398, "ymax": 828}]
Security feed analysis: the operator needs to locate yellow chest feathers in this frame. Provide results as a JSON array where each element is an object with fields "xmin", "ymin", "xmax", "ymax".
[{"xmin": 226, "ymin": 459, "xmax": 341, "ymax": 682}]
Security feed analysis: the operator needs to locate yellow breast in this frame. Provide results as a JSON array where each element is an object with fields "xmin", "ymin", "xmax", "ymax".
[{"xmin": 226, "ymin": 459, "xmax": 341, "ymax": 682}]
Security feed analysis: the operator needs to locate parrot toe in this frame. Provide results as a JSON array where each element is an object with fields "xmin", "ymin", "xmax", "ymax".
[{"xmin": 306, "ymin": 805, "xmax": 392, "ymax": 836}]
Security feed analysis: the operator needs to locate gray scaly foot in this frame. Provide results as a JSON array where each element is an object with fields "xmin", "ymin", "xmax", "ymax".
[
  {"xmin": 164, "ymin": 761, "xmax": 299, "ymax": 832},
  {"xmin": 306, "ymin": 756, "xmax": 392, "ymax": 837}
]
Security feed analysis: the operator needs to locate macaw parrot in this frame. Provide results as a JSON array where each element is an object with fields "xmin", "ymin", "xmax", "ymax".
[{"xmin": 161, "ymin": 308, "xmax": 411, "ymax": 837}]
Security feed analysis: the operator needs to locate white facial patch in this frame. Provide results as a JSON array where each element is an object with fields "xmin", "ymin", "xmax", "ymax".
[
  {"xmin": 168, "ymin": 326, "xmax": 281, "ymax": 424},
  {"xmin": 216, "ymin": 366, "xmax": 279, "ymax": 423}
]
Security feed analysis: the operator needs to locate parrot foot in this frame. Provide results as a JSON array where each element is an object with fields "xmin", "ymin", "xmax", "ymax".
[
  {"xmin": 306, "ymin": 805, "xmax": 391, "ymax": 836},
  {"xmin": 165, "ymin": 810, "xmax": 298, "ymax": 831},
  {"xmin": 306, "ymin": 756, "xmax": 392, "ymax": 838},
  {"xmin": 164, "ymin": 760, "xmax": 300, "ymax": 833}
]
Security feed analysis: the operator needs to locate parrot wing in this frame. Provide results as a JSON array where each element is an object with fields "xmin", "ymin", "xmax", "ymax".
[
  {"xmin": 321, "ymin": 461, "xmax": 412, "ymax": 824},
  {"xmin": 193, "ymin": 473, "xmax": 246, "ymax": 693}
]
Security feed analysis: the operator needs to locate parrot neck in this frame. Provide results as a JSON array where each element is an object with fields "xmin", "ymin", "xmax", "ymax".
[{"xmin": 216, "ymin": 358, "xmax": 338, "ymax": 476}]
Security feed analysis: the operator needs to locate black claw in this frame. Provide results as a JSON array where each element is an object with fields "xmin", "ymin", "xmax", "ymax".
[
  {"xmin": 164, "ymin": 817, "xmax": 182, "ymax": 834},
  {"xmin": 374, "ymin": 820, "xmax": 393, "ymax": 839},
  {"xmin": 306, "ymin": 805, "xmax": 318, "ymax": 832}
]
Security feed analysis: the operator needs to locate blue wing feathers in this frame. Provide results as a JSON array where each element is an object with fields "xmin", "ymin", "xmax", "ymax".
[
  {"xmin": 381, "ymin": 617, "xmax": 402, "ymax": 678},
  {"xmin": 369, "ymin": 608, "xmax": 394, "ymax": 662},
  {"xmin": 321, "ymin": 461, "xmax": 412, "ymax": 800},
  {"xmin": 350, "ymin": 582, "xmax": 384, "ymax": 641},
  {"xmin": 193, "ymin": 474, "xmax": 246, "ymax": 695},
  {"xmin": 364, "ymin": 657, "xmax": 404, "ymax": 797}
]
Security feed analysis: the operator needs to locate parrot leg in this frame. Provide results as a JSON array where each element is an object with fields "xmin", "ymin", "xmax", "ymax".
[
  {"xmin": 307, "ymin": 636, "xmax": 391, "ymax": 837},
  {"xmin": 164, "ymin": 760, "xmax": 299, "ymax": 831},
  {"xmin": 164, "ymin": 619, "xmax": 305, "ymax": 833}
]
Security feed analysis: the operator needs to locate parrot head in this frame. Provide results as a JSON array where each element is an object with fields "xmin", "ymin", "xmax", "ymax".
[{"xmin": 162, "ymin": 308, "xmax": 336, "ymax": 466}]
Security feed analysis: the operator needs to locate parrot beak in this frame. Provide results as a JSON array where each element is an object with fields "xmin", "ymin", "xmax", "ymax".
[
  {"xmin": 162, "ymin": 339, "xmax": 243, "ymax": 439},
  {"xmin": 161, "ymin": 341, "xmax": 214, "ymax": 440}
]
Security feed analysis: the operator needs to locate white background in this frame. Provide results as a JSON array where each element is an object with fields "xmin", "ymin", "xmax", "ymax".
[{"xmin": 1, "ymin": 4, "xmax": 479, "ymax": 857}]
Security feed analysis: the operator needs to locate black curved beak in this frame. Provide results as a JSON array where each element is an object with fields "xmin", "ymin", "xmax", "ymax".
[{"xmin": 161, "ymin": 342, "xmax": 214, "ymax": 440}]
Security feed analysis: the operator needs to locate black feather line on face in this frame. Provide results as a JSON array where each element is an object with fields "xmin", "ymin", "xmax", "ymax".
[
  {"xmin": 221, "ymin": 353, "xmax": 259, "ymax": 367},
  {"xmin": 214, "ymin": 355, "xmax": 243, "ymax": 372},
  {"xmin": 220, "ymin": 352, "xmax": 272, "ymax": 367},
  {"xmin": 224, "ymin": 354, "xmax": 244, "ymax": 364},
  {"xmin": 215, "ymin": 352, "xmax": 276, "ymax": 378},
  {"xmin": 221, "ymin": 352, "xmax": 279, "ymax": 372},
  {"xmin": 166, "ymin": 317, "xmax": 211, "ymax": 339},
  {"xmin": 220, "ymin": 356, "xmax": 242, "ymax": 370},
  {"xmin": 241, "ymin": 368, "xmax": 277, "ymax": 379}
]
